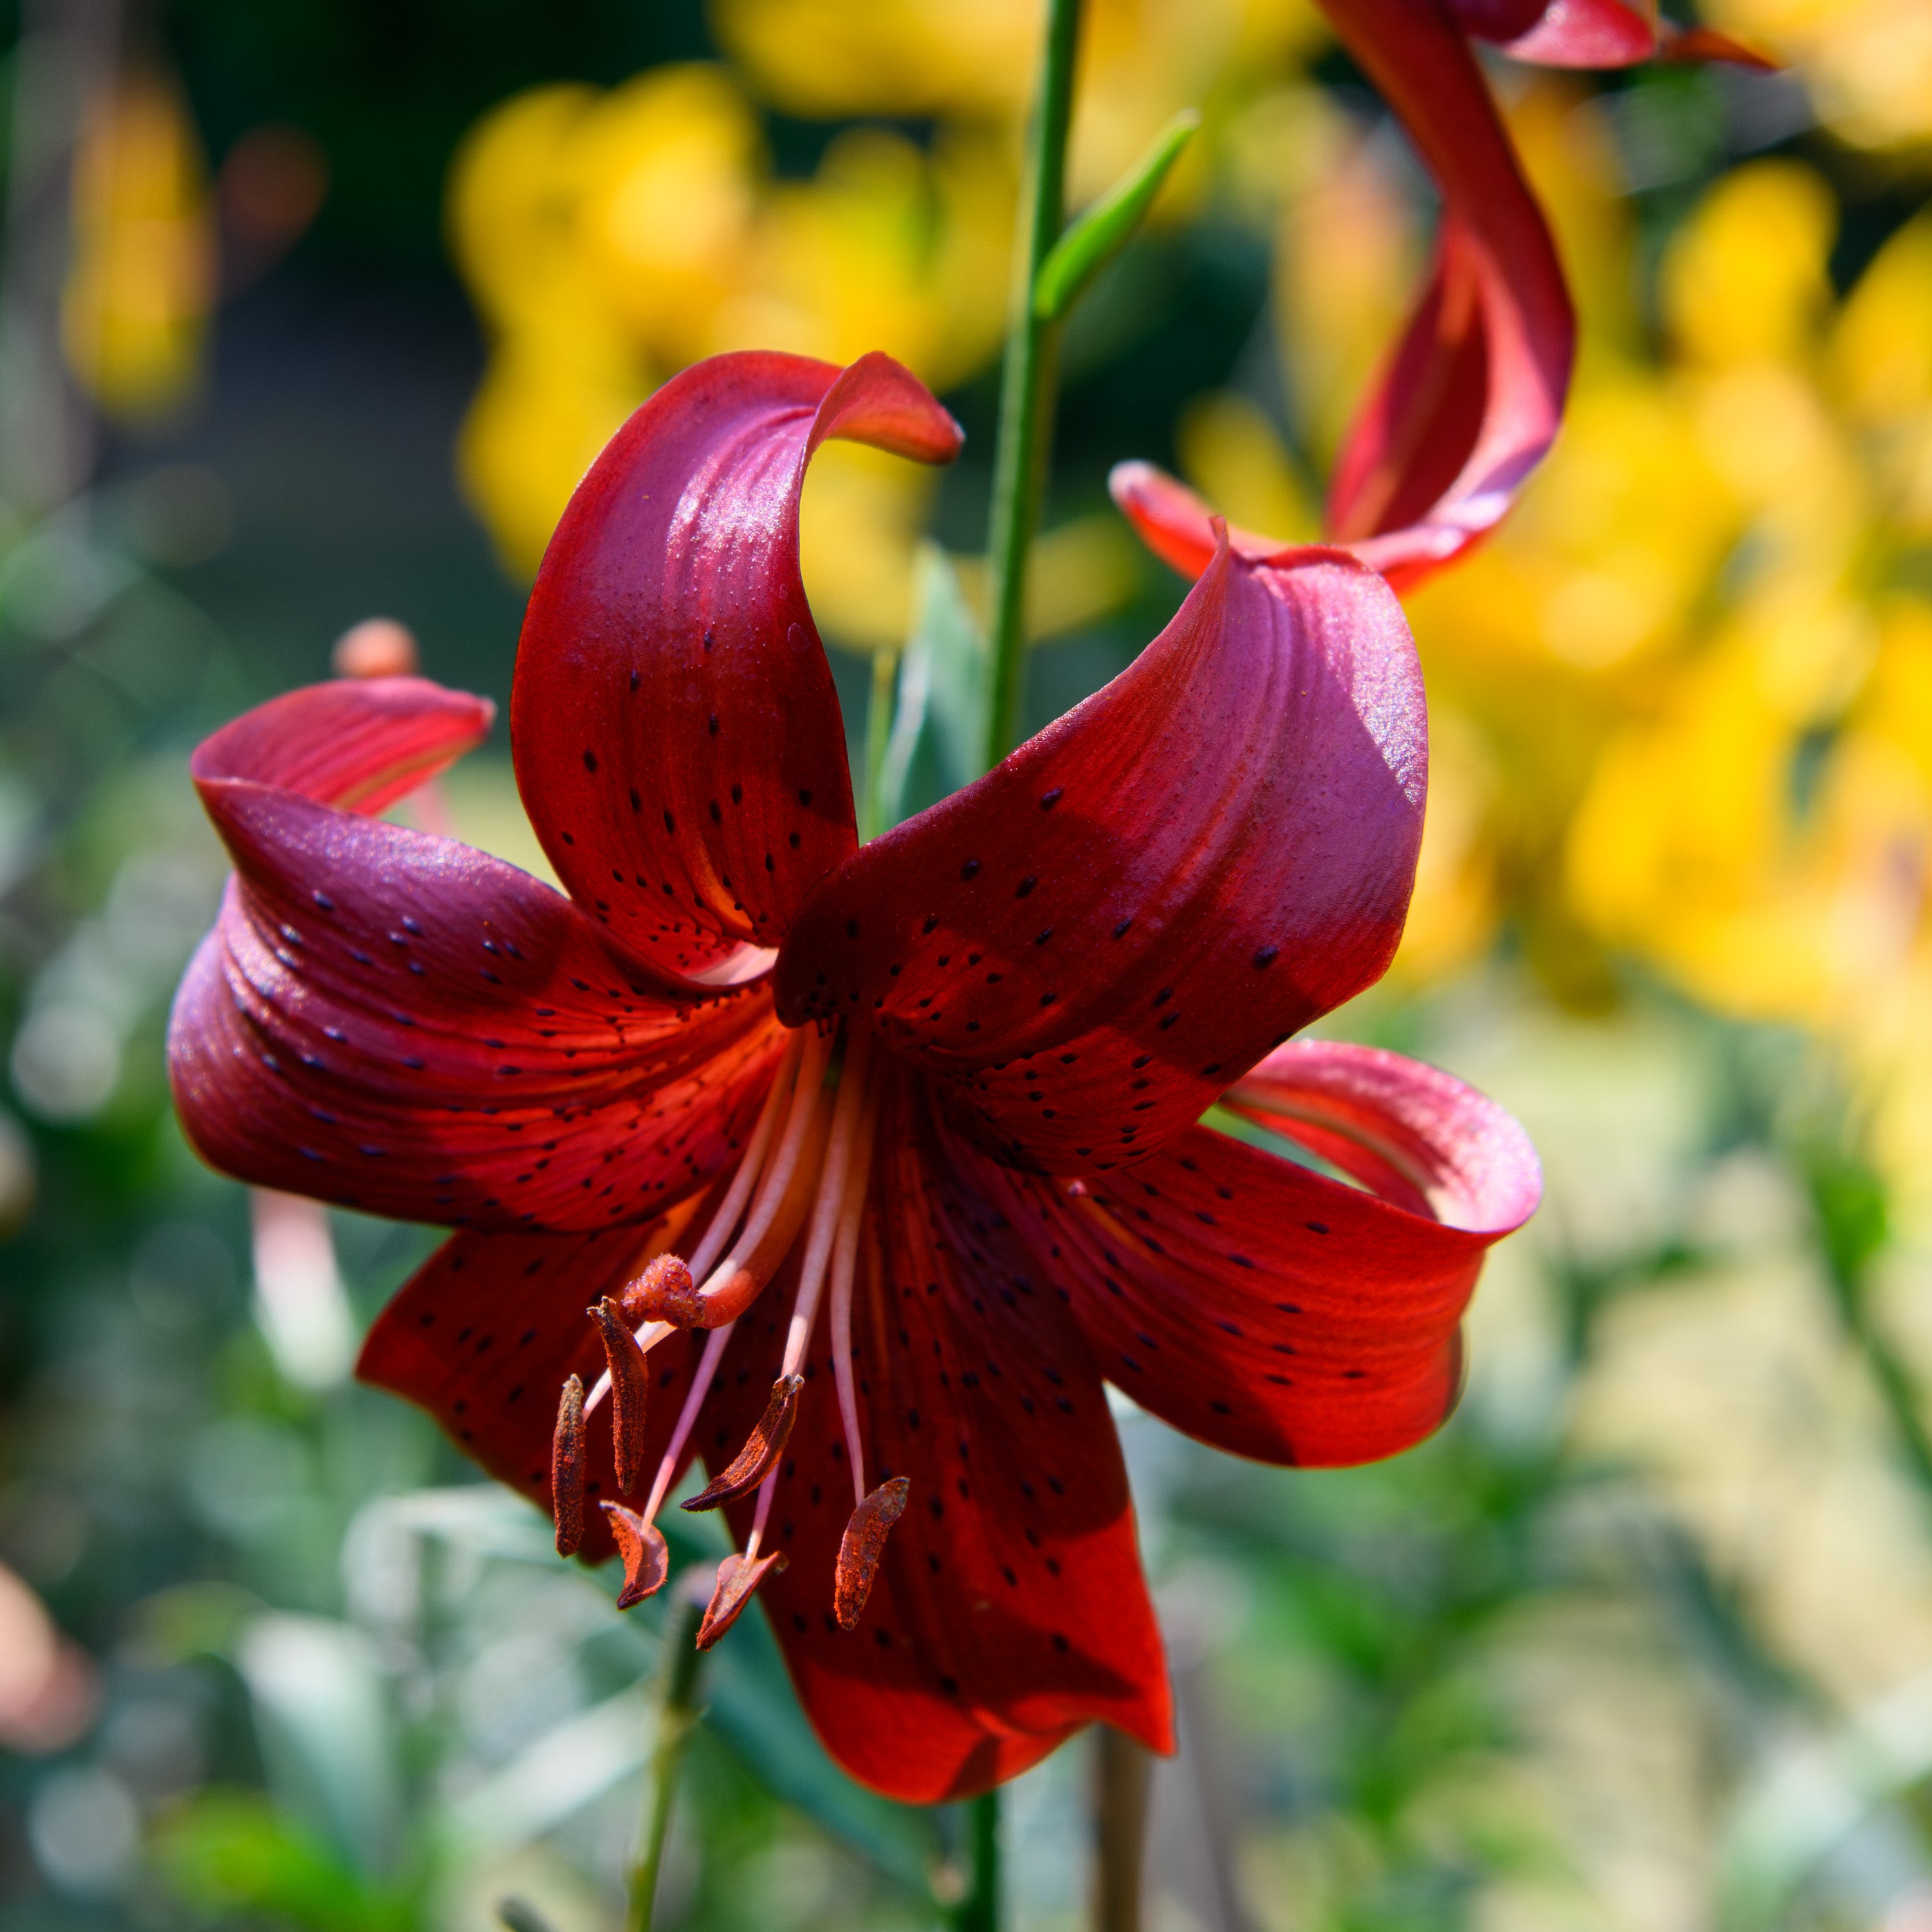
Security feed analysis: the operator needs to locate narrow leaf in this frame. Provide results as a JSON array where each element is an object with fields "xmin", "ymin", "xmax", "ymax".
[{"xmin": 1033, "ymin": 109, "xmax": 1201, "ymax": 324}]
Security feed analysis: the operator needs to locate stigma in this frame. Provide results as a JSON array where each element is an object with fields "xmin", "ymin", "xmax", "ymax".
[{"xmin": 547, "ymin": 1022, "xmax": 906, "ymax": 1644}]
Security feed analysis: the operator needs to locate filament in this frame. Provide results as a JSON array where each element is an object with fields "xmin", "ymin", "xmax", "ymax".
[
  {"xmin": 827, "ymin": 1100, "xmax": 880, "ymax": 1508},
  {"xmin": 640, "ymin": 1321, "xmax": 736, "ymax": 1524},
  {"xmin": 780, "ymin": 1029, "xmax": 876, "ymax": 1379}
]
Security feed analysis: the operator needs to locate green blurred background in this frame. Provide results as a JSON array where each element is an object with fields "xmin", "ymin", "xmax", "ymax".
[{"xmin": 5, "ymin": 0, "xmax": 1932, "ymax": 1927}]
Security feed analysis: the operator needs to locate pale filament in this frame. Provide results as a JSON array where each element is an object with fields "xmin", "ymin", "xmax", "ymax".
[
  {"xmin": 686, "ymin": 1024, "xmax": 835, "ymax": 1321},
  {"xmin": 584, "ymin": 1026, "xmax": 808, "ymax": 1417},
  {"xmin": 827, "ymin": 1098, "xmax": 881, "ymax": 1508},
  {"xmin": 778, "ymin": 1027, "xmax": 876, "ymax": 1380},
  {"xmin": 748, "ymin": 1070, "xmax": 881, "ymax": 1561},
  {"xmin": 638, "ymin": 1320, "xmax": 736, "ymax": 1524}
]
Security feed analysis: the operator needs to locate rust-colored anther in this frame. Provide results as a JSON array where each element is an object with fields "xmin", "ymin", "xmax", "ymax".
[
  {"xmin": 618, "ymin": 1253, "xmax": 699, "ymax": 1327},
  {"xmin": 681, "ymin": 1374, "xmax": 804, "ymax": 1512},
  {"xmin": 602, "ymin": 1502, "xmax": 670, "ymax": 1609},
  {"xmin": 589, "ymin": 1297, "xmax": 650, "ymax": 1493},
  {"xmin": 695, "ymin": 1549, "xmax": 789, "ymax": 1650},
  {"xmin": 551, "ymin": 1374, "xmax": 586, "ymax": 1557},
  {"xmin": 834, "ymin": 1476, "xmax": 911, "ymax": 1630}
]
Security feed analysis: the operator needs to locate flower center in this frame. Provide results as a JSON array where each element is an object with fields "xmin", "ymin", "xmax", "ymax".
[{"xmin": 549, "ymin": 1022, "xmax": 907, "ymax": 1645}]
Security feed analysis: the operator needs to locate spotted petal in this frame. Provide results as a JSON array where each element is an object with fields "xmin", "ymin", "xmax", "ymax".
[
  {"xmin": 959, "ymin": 1040, "xmax": 1541, "ymax": 1466},
  {"xmin": 706, "ymin": 1065, "xmax": 1172, "ymax": 1802},
  {"xmin": 357, "ymin": 1217, "xmax": 717, "ymax": 1565},
  {"xmin": 172, "ymin": 677, "xmax": 784, "ymax": 1231},
  {"xmin": 774, "ymin": 537, "xmax": 1424, "ymax": 1176},
  {"xmin": 512, "ymin": 351, "xmax": 963, "ymax": 977}
]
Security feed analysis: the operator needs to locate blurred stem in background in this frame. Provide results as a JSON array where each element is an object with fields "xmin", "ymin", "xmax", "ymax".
[
  {"xmin": 978, "ymin": 0, "xmax": 1081, "ymax": 772},
  {"xmin": 1806, "ymin": 1145, "xmax": 1932, "ymax": 1502},
  {"xmin": 626, "ymin": 1589, "xmax": 708, "ymax": 1932},
  {"xmin": 1092, "ymin": 1729, "xmax": 1150, "ymax": 1932},
  {"xmin": 950, "ymin": 1790, "xmax": 1002, "ymax": 1932}
]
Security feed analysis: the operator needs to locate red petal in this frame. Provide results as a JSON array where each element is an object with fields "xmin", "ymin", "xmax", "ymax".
[
  {"xmin": 774, "ymin": 537, "xmax": 1424, "ymax": 1176},
  {"xmin": 703, "ymin": 1067, "xmax": 1172, "ymax": 1803},
  {"xmin": 190, "ymin": 674, "xmax": 493, "ymax": 816},
  {"xmin": 172, "ymin": 686, "xmax": 786, "ymax": 1230},
  {"xmin": 1315, "ymin": 0, "xmax": 1574, "ymax": 589},
  {"xmin": 956, "ymin": 1041, "xmax": 1538, "ymax": 1467},
  {"xmin": 512, "ymin": 351, "xmax": 964, "ymax": 973},
  {"xmin": 357, "ymin": 1220, "xmax": 715, "ymax": 1567},
  {"xmin": 1449, "ymin": 0, "xmax": 1658, "ymax": 64}
]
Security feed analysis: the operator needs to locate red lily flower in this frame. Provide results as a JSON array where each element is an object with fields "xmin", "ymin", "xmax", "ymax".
[
  {"xmin": 168, "ymin": 349, "xmax": 1539, "ymax": 1803},
  {"xmin": 1111, "ymin": 0, "xmax": 1767, "ymax": 596}
]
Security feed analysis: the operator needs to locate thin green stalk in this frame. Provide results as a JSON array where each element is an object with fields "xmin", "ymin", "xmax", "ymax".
[
  {"xmin": 625, "ymin": 1593, "xmax": 707, "ymax": 1932},
  {"xmin": 1092, "ymin": 1729, "xmax": 1150, "ymax": 1932},
  {"xmin": 951, "ymin": 1789, "xmax": 1002, "ymax": 1932},
  {"xmin": 863, "ymin": 645, "xmax": 898, "ymax": 840},
  {"xmin": 979, "ymin": 0, "xmax": 1083, "ymax": 773}
]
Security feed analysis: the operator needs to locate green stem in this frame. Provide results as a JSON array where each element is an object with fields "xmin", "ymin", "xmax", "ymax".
[
  {"xmin": 951, "ymin": 1789, "xmax": 1002, "ymax": 1932},
  {"xmin": 979, "ymin": 0, "xmax": 1083, "ymax": 773},
  {"xmin": 863, "ymin": 645, "xmax": 898, "ymax": 840},
  {"xmin": 625, "ymin": 1593, "xmax": 707, "ymax": 1932}
]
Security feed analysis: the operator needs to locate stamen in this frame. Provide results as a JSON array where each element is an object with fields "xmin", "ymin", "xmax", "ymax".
[
  {"xmin": 695, "ymin": 1549, "xmax": 788, "ymax": 1650},
  {"xmin": 551, "ymin": 1374, "xmax": 586, "ymax": 1556},
  {"xmin": 779, "ymin": 1029, "xmax": 877, "ymax": 1380},
  {"xmin": 684, "ymin": 1027, "xmax": 834, "ymax": 1325},
  {"xmin": 601, "ymin": 1502, "xmax": 670, "ymax": 1608},
  {"xmin": 588, "ymin": 1298, "xmax": 651, "ymax": 1493},
  {"xmin": 834, "ymin": 1477, "xmax": 911, "ymax": 1630},
  {"xmin": 618, "ymin": 1254, "xmax": 697, "ymax": 1327},
  {"xmin": 641, "ymin": 1323, "xmax": 734, "ymax": 1524},
  {"xmin": 585, "ymin": 1031, "xmax": 807, "ymax": 1419},
  {"xmin": 681, "ymin": 1374, "xmax": 804, "ymax": 1511},
  {"xmin": 827, "ymin": 1099, "xmax": 883, "ymax": 1506}
]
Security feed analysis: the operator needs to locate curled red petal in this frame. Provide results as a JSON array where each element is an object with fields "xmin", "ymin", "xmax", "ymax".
[
  {"xmin": 603, "ymin": 1503, "xmax": 671, "ymax": 1609},
  {"xmin": 357, "ymin": 1218, "xmax": 719, "ymax": 1567},
  {"xmin": 708, "ymin": 1067, "xmax": 1172, "ymax": 1803},
  {"xmin": 190, "ymin": 674, "xmax": 493, "ymax": 816},
  {"xmin": 552, "ymin": 1374, "xmax": 587, "ymax": 1556},
  {"xmin": 1451, "ymin": 0, "xmax": 1658, "ymax": 63},
  {"xmin": 590, "ymin": 1298, "xmax": 652, "ymax": 1494},
  {"xmin": 775, "ymin": 536, "xmax": 1424, "ymax": 1175},
  {"xmin": 834, "ymin": 1477, "xmax": 911, "ymax": 1632},
  {"xmin": 1315, "ymin": 0, "xmax": 1573, "ymax": 589},
  {"xmin": 171, "ymin": 680, "xmax": 787, "ymax": 1231},
  {"xmin": 951, "ymin": 1042, "xmax": 1537, "ymax": 1467},
  {"xmin": 697, "ymin": 1549, "xmax": 789, "ymax": 1649},
  {"xmin": 681, "ymin": 1374, "xmax": 804, "ymax": 1511},
  {"xmin": 512, "ymin": 351, "xmax": 963, "ymax": 975}
]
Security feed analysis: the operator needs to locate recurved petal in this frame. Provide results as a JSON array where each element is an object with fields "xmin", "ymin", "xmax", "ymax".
[
  {"xmin": 956, "ymin": 1042, "xmax": 1540, "ymax": 1468},
  {"xmin": 706, "ymin": 1066, "xmax": 1172, "ymax": 1804},
  {"xmin": 512, "ymin": 350, "xmax": 963, "ymax": 977},
  {"xmin": 1447, "ymin": 0, "xmax": 1656, "ymax": 63},
  {"xmin": 775, "ymin": 537, "xmax": 1424, "ymax": 1176},
  {"xmin": 169, "ymin": 792, "xmax": 785, "ymax": 1231},
  {"xmin": 1314, "ymin": 0, "xmax": 1573, "ymax": 589},
  {"xmin": 357, "ymin": 1217, "xmax": 717, "ymax": 1567},
  {"xmin": 189, "ymin": 674, "xmax": 494, "ymax": 815}
]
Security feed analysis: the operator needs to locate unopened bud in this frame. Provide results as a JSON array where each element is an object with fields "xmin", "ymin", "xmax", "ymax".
[{"xmin": 332, "ymin": 616, "xmax": 418, "ymax": 679}]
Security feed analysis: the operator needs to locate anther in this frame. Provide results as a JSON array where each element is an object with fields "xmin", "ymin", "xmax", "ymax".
[
  {"xmin": 834, "ymin": 1477, "xmax": 911, "ymax": 1630},
  {"xmin": 681, "ymin": 1374, "xmax": 804, "ymax": 1511},
  {"xmin": 696, "ymin": 1549, "xmax": 788, "ymax": 1650},
  {"xmin": 551, "ymin": 1374, "xmax": 586, "ymax": 1556},
  {"xmin": 589, "ymin": 1298, "xmax": 650, "ymax": 1493},
  {"xmin": 602, "ymin": 1502, "xmax": 670, "ymax": 1609},
  {"xmin": 619, "ymin": 1253, "xmax": 699, "ymax": 1327}
]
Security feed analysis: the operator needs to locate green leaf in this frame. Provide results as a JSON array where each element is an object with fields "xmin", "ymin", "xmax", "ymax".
[
  {"xmin": 876, "ymin": 543, "xmax": 987, "ymax": 830},
  {"xmin": 700, "ymin": 1592, "xmax": 945, "ymax": 1895},
  {"xmin": 1032, "ymin": 109, "xmax": 1201, "ymax": 324},
  {"xmin": 155, "ymin": 1792, "xmax": 414, "ymax": 1932}
]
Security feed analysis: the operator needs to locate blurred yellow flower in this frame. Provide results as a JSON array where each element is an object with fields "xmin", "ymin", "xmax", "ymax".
[{"xmin": 63, "ymin": 71, "xmax": 215, "ymax": 421}]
